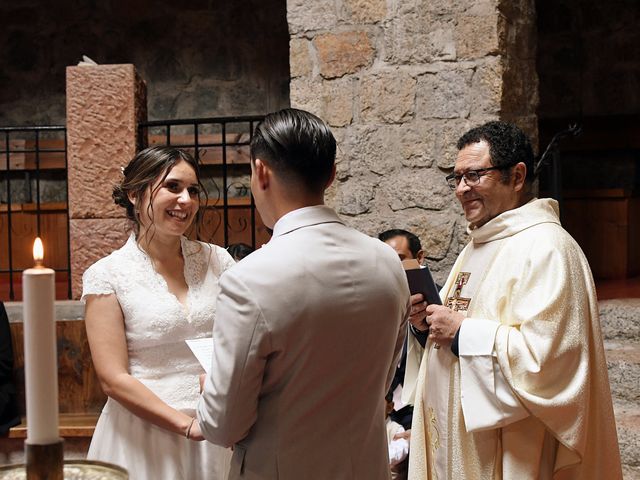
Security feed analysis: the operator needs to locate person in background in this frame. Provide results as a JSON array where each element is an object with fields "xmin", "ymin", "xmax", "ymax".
[
  {"xmin": 0, "ymin": 301, "xmax": 20, "ymax": 436},
  {"xmin": 378, "ymin": 229, "xmax": 432, "ymax": 477},
  {"xmin": 385, "ymin": 391, "xmax": 409, "ymax": 480},
  {"xmin": 378, "ymin": 229, "xmax": 425, "ymax": 265},
  {"xmin": 82, "ymin": 146, "xmax": 235, "ymax": 479},
  {"xmin": 197, "ymin": 108, "xmax": 409, "ymax": 480},
  {"xmin": 226, "ymin": 242, "xmax": 254, "ymax": 262},
  {"xmin": 406, "ymin": 121, "xmax": 621, "ymax": 480},
  {"xmin": 378, "ymin": 228, "xmax": 427, "ymax": 429}
]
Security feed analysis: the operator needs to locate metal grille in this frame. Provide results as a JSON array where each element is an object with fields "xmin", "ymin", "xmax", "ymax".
[
  {"xmin": 1, "ymin": 126, "xmax": 71, "ymax": 301},
  {"xmin": 138, "ymin": 115, "xmax": 266, "ymax": 250}
]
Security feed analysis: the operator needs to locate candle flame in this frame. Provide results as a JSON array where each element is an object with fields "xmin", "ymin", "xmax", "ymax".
[{"xmin": 33, "ymin": 237, "xmax": 44, "ymax": 266}]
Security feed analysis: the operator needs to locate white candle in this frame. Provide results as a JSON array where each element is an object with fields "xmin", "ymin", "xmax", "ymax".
[{"xmin": 22, "ymin": 237, "xmax": 59, "ymax": 444}]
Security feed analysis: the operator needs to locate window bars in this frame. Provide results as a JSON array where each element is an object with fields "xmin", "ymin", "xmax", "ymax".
[
  {"xmin": 137, "ymin": 115, "xmax": 265, "ymax": 250},
  {"xmin": 1, "ymin": 126, "xmax": 70, "ymax": 301}
]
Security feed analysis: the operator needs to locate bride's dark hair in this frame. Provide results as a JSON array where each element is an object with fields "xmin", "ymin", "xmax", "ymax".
[{"xmin": 113, "ymin": 146, "xmax": 208, "ymax": 242}]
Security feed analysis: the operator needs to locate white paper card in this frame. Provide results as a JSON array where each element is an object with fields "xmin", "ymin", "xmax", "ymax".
[{"xmin": 185, "ymin": 338, "xmax": 213, "ymax": 373}]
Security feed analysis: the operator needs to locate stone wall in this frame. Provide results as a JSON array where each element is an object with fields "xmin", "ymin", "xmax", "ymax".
[
  {"xmin": 0, "ymin": 0, "xmax": 290, "ymax": 125},
  {"xmin": 287, "ymin": 0, "xmax": 538, "ymax": 282}
]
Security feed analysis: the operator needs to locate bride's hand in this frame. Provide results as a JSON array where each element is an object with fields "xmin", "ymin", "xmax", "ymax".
[{"xmin": 187, "ymin": 419, "xmax": 205, "ymax": 442}]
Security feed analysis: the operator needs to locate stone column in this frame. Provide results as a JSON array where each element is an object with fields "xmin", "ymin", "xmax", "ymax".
[
  {"xmin": 287, "ymin": 0, "xmax": 538, "ymax": 283},
  {"xmin": 66, "ymin": 64, "xmax": 147, "ymax": 298}
]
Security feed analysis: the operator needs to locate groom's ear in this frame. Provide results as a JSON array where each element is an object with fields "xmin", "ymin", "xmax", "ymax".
[{"xmin": 254, "ymin": 158, "xmax": 271, "ymax": 191}]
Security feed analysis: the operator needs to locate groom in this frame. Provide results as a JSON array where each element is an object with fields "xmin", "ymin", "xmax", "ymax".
[{"xmin": 197, "ymin": 108, "xmax": 409, "ymax": 479}]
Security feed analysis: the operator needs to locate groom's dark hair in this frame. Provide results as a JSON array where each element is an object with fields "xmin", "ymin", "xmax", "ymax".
[{"xmin": 250, "ymin": 108, "xmax": 336, "ymax": 193}]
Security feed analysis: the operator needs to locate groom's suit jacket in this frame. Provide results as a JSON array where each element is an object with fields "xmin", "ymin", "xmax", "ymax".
[{"xmin": 198, "ymin": 205, "xmax": 409, "ymax": 480}]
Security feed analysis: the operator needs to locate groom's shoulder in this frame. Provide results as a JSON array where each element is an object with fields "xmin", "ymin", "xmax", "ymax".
[{"xmin": 226, "ymin": 240, "xmax": 280, "ymax": 273}]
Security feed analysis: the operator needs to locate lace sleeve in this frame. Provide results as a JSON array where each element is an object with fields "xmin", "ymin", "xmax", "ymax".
[
  {"xmin": 216, "ymin": 247, "xmax": 236, "ymax": 273},
  {"xmin": 81, "ymin": 260, "xmax": 115, "ymax": 301}
]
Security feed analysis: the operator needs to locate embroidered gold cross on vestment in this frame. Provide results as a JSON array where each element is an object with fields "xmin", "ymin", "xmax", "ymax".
[{"xmin": 446, "ymin": 272, "xmax": 471, "ymax": 311}]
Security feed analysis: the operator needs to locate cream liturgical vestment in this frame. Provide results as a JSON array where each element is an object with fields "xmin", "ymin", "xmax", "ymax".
[{"xmin": 405, "ymin": 198, "xmax": 622, "ymax": 480}]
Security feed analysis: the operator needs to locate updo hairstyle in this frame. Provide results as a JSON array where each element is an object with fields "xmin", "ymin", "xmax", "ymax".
[{"xmin": 112, "ymin": 146, "xmax": 207, "ymax": 238}]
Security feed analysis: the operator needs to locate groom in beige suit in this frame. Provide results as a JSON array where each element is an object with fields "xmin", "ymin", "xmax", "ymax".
[{"xmin": 197, "ymin": 108, "xmax": 410, "ymax": 479}]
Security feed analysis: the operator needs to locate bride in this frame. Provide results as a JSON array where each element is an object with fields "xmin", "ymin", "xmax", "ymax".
[{"xmin": 82, "ymin": 146, "xmax": 234, "ymax": 479}]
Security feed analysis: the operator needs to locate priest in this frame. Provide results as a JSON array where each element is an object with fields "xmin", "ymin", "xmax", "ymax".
[{"xmin": 405, "ymin": 121, "xmax": 622, "ymax": 480}]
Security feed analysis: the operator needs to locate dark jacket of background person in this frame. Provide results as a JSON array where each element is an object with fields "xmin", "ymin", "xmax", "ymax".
[{"xmin": 0, "ymin": 302, "xmax": 21, "ymax": 436}]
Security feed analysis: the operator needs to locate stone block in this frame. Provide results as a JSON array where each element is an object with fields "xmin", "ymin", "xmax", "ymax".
[
  {"xmin": 410, "ymin": 211, "xmax": 457, "ymax": 260},
  {"xmin": 336, "ymin": 173, "xmax": 379, "ymax": 216},
  {"xmin": 417, "ymin": 68, "xmax": 474, "ymax": 119},
  {"xmin": 321, "ymin": 78, "xmax": 355, "ymax": 127},
  {"xmin": 397, "ymin": 121, "xmax": 439, "ymax": 169},
  {"xmin": 419, "ymin": 0, "xmax": 495, "ymax": 15},
  {"xmin": 291, "ymin": 77, "xmax": 354, "ymax": 127},
  {"xmin": 359, "ymin": 70, "xmax": 416, "ymax": 124},
  {"xmin": 314, "ymin": 31, "xmax": 375, "ymax": 79},
  {"xmin": 70, "ymin": 218, "xmax": 129, "ymax": 299},
  {"xmin": 66, "ymin": 64, "xmax": 147, "ymax": 220},
  {"xmin": 384, "ymin": 12, "xmax": 456, "ymax": 64},
  {"xmin": 470, "ymin": 56, "xmax": 503, "ymax": 117},
  {"xmin": 398, "ymin": 119, "xmax": 478, "ymax": 169},
  {"xmin": 290, "ymin": 38, "xmax": 313, "ymax": 78},
  {"xmin": 288, "ymin": 0, "xmax": 339, "ymax": 34},
  {"xmin": 384, "ymin": 167, "xmax": 452, "ymax": 212},
  {"xmin": 290, "ymin": 77, "xmax": 323, "ymax": 116},
  {"xmin": 341, "ymin": 124, "xmax": 402, "ymax": 176},
  {"xmin": 343, "ymin": 0, "xmax": 387, "ymax": 23},
  {"xmin": 455, "ymin": 15, "xmax": 500, "ymax": 59}
]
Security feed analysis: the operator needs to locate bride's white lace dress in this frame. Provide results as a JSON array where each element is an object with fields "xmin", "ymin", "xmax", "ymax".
[{"xmin": 82, "ymin": 234, "xmax": 235, "ymax": 480}]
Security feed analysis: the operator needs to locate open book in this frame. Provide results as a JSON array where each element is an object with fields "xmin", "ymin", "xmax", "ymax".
[{"xmin": 402, "ymin": 259, "xmax": 441, "ymax": 305}]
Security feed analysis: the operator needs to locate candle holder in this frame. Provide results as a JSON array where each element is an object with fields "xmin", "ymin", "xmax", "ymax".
[
  {"xmin": 0, "ymin": 459, "xmax": 127, "ymax": 480},
  {"xmin": 25, "ymin": 441, "xmax": 64, "ymax": 479},
  {"xmin": 0, "ymin": 439, "xmax": 127, "ymax": 479}
]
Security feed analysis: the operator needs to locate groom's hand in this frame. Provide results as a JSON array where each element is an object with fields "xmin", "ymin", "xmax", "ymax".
[
  {"xmin": 199, "ymin": 373, "xmax": 206, "ymax": 392},
  {"xmin": 188, "ymin": 420, "xmax": 205, "ymax": 442}
]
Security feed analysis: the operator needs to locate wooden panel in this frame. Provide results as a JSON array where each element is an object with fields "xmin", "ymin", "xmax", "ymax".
[
  {"xmin": 0, "ymin": 272, "xmax": 70, "ymax": 302},
  {"xmin": 562, "ymin": 196, "xmax": 632, "ymax": 279},
  {"xmin": 0, "ymin": 140, "xmax": 27, "ymax": 170},
  {"xmin": 9, "ymin": 413, "xmax": 99, "ymax": 438},
  {"xmin": 10, "ymin": 320, "xmax": 106, "ymax": 416},
  {"xmin": 0, "ymin": 139, "xmax": 66, "ymax": 171},
  {"xmin": 0, "ymin": 204, "xmax": 69, "ymax": 270}
]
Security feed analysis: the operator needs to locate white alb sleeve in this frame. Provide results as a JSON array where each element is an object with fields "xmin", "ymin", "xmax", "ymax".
[{"xmin": 458, "ymin": 319, "xmax": 529, "ymax": 432}]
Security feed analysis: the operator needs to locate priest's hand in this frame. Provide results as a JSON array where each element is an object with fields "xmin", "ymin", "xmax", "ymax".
[
  {"xmin": 425, "ymin": 304, "xmax": 464, "ymax": 348},
  {"xmin": 409, "ymin": 293, "xmax": 429, "ymax": 332}
]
